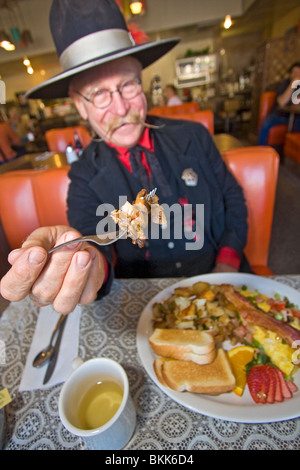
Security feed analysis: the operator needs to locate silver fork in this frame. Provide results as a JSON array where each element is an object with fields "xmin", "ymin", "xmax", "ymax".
[{"xmin": 48, "ymin": 229, "xmax": 127, "ymax": 254}]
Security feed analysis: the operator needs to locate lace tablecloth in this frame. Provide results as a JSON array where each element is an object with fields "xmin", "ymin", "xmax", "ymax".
[{"xmin": 1, "ymin": 276, "xmax": 300, "ymax": 450}]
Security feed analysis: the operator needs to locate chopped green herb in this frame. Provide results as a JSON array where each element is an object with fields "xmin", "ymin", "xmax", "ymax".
[{"xmin": 275, "ymin": 312, "xmax": 283, "ymax": 320}]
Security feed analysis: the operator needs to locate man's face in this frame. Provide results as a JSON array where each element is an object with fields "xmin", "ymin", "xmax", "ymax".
[
  {"xmin": 165, "ymin": 87, "xmax": 173, "ymax": 100},
  {"xmin": 70, "ymin": 57, "xmax": 147, "ymax": 148}
]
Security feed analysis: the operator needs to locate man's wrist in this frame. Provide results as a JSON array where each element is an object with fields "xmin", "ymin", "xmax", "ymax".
[{"xmin": 215, "ymin": 246, "xmax": 240, "ymax": 270}]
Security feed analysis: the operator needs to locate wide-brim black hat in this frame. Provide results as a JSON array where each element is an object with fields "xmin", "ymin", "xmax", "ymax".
[{"xmin": 26, "ymin": 0, "xmax": 180, "ymax": 100}]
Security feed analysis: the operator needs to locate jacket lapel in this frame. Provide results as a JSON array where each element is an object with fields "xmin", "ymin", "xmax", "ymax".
[
  {"xmin": 151, "ymin": 119, "xmax": 201, "ymax": 204},
  {"xmin": 150, "ymin": 118, "xmax": 217, "ymax": 248},
  {"xmin": 88, "ymin": 143, "xmax": 141, "ymax": 210}
]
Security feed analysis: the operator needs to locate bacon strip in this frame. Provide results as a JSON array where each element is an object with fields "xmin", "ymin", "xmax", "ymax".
[{"xmin": 219, "ymin": 284, "xmax": 300, "ymax": 348}]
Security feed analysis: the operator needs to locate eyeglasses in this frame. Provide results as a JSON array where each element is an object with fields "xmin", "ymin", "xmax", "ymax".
[{"xmin": 74, "ymin": 78, "xmax": 143, "ymax": 109}]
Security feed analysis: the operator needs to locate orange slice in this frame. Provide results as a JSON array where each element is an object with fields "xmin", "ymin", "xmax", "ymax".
[{"xmin": 227, "ymin": 346, "xmax": 255, "ymax": 396}]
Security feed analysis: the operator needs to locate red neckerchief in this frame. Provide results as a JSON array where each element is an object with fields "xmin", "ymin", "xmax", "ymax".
[{"xmin": 107, "ymin": 127, "xmax": 153, "ymax": 177}]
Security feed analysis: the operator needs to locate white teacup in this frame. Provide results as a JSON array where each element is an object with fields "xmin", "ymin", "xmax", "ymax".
[{"xmin": 58, "ymin": 357, "xmax": 136, "ymax": 450}]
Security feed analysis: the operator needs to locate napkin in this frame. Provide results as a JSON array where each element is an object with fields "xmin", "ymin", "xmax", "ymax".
[{"xmin": 19, "ymin": 305, "xmax": 82, "ymax": 391}]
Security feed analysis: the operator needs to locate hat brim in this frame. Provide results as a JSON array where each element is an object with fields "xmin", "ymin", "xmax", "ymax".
[{"xmin": 26, "ymin": 37, "xmax": 180, "ymax": 100}]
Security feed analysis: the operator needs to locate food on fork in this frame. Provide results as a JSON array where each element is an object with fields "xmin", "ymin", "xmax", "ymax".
[
  {"xmin": 111, "ymin": 200, "xmax": 148, "ymax": 248},
  {"xmin": 149, "ymin": 328, "xmax": 216, "ymax": 365},
  {"xmin": 134, "ymin": 188, "xmax": 167, "ymax": 225},
  {"xmin": 110, "ymin": 188, "xmax": 167, "ymax": 247},
  {"xmin": 153, "ymin": 349, "xmax": 236, "ymax": 395}
]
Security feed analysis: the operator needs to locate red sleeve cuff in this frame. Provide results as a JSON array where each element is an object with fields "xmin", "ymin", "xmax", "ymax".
[{"xmin": 215, "ymin": 247, "xmax": 241, "ymax": 270}]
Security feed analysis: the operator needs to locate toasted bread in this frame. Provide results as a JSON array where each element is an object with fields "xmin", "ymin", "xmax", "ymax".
[
  {"xmin": 153, "ymin": 357, "xmax": 169, "ymax": 386},
  {"xmin": 154, "ymin": 349, "xmax": 236, "ymax": 395},
  {"xmin": 149, "ymin": 328, "xmax": 215, "ymax": 364}
]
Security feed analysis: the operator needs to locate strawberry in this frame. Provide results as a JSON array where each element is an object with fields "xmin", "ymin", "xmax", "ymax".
[
  {"xmin": 273, "ymin": 367, "xmax": 283, "ymax": 402},
  {"xmin": 247, "ymin": 365, "xmax": 269, "ymax": 403},
  {"xmin": 286, "ymin": 381, "xmax": 298, "ymax": 394},
  {"xmin": 265, "ymin": 365, "xmax": 276, "ymax": 404},
  {"xmin": 247, "ymin": 364, "xmax": 298, "ymax": 404},
  {"xmin": 275, "ymin": 368, "xmax": 292, "ymax": 399}
]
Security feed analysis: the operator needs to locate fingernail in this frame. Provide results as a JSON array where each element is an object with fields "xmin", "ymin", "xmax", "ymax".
[
  {"xmin": 29, "ymin": 249, "xmax": 46, "ymax": 265},
  {"xmin": 10, "ymin": 248, "xmax": 21, "ymax": 255},
  {"xmin": 76, "ymin": 252, "xmax": 90, "ymax": 269}
]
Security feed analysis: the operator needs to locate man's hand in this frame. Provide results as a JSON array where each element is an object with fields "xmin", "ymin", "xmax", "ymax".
[
  {"xmin": 212, "ymin": 263, "xmax": 238, "ymax": 273},
  {"xmin": 0, "ymin": 225, "xmax": 106, "ymax": 314}
]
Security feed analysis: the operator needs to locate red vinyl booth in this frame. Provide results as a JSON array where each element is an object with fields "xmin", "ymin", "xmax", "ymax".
[
  {"xmin": 284, "ymin": 132, "xmax": 300, "ymax": 164},
  {"xmin": 166, "ymin": 110, "xmax": 214, "ymax": 135},
  {"xmin": 0, "ymin": 167, "xmax": 70, "ymax": 249},
  {"xmin": 45, "ymin": 125, "xmax": 92, "ymax": 152},
  {"xmin": 222, "ymin": 147, "xmax": 279, "ymax": 275},
  {"xmin": 148, "ymin": 101, "xmax": 199, "ymax": 117},
  {"xmin": 258, "ymin": 91, "xmax": 288, "ymax": 146}
]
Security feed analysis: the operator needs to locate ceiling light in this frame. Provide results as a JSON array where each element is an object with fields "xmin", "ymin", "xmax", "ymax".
[
  {"xmin": 224, "ymin": 15, "xmax": 232, "ymax": 29},
  {"xmin": 23, "ymin": 57, "xmax": 30, "ymax": 66},
  {"xmin": 27, "ymin": 65, "xmax": 34, "ymax": 74},
  {"xmin": 0, "ymin": 40, "xmax": 15, "ymax": 51},
  {"xmin": 130, "ymin": 1, "xmax": 143, "ymax": 15},
  {"xmin": 0, "ymin": 31, "xmax": 15, "ymax": 51}
]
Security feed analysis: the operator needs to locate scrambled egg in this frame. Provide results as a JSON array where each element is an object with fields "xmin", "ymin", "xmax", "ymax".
[
  {"xmin": 253, "ymin": 326, "xmax": 297, "ymax": 376},
  {"xmin": 290, "ymin": 318, "xmax": 300, "ymax": 331}
]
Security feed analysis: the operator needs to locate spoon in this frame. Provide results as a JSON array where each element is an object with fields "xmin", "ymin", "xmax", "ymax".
[{"xmin": 32, "ymin": 314, "xmax": 66, "ymax": 368}]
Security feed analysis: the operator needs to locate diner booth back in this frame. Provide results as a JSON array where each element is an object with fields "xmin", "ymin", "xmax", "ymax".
[{"xmin": 0, "ymin": 146, "xmax": 279, "ymax": 276}]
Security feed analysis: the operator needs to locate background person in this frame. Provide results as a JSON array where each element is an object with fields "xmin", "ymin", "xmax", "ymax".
[
  {"xmin": 0, "ymin": 117, "xmax": 23, "ymax": 162},
  {"xmin": 165, "ymin": 84, "xmax": 183, "ymax": 106},
  {"xmin": 259, "ymin": 62, "xmax": 300, "ymax": 145},
  {"xmin": 7, "ymin": 106, "xmax": 35, "ymax": 142}
]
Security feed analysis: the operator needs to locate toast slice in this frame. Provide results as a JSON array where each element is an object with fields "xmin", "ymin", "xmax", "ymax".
[
  {"xmin": 153, "ymin": 357, "xmax": 169, "ymax": 386},
  {"xmin": 149, "ymin": 328, "xmax": 215, "ymax": 364},
  {"xmin": 154, "ymin": 349, "xmax": 236, "ymax": 395}
]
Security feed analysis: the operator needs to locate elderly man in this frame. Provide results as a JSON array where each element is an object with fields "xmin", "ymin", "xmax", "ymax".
[{"xmin": 0, "ymin": 0, "xmax": 250, "ymax": 314}]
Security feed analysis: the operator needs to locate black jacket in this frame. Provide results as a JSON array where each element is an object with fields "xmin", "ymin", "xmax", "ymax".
[{"xmin": 67, "ymin": 116, "xmax": 249, "ymax": 292}]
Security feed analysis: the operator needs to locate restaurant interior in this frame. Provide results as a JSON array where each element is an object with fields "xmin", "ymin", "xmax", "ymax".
[
  {"xmin": 1, "ymin": 0, "xmax": 300, "ymax": 451},
  {"xmin": 1, "ymin": 0, "xmax": 300, "ymax": 284}
]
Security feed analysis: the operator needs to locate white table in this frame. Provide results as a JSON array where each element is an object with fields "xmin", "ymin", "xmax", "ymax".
[{"xmin": 1, "ymin": 276, "xmax": 300, "ymax": 450}]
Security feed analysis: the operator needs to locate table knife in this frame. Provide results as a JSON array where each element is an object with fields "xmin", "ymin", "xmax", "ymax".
[{"xmin": 43, "ymin": 315, "xmax": 68, "ymax": 385}]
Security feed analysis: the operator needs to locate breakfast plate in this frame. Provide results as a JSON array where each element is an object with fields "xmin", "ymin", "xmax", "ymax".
[{"xmin": 136, "ymin": 273, "xmax": 300, "ymax": 423}]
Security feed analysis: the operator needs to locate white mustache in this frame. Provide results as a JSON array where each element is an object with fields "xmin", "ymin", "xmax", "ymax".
[
  {"xmin": 107, "ymin": 110, "xmax": 141, "ymax": 135},
  {"xmin": 93, "ymin": 110, "xmax": 164, "ymax": 142}
]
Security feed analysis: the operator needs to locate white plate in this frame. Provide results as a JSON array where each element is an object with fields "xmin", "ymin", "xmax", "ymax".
[{"xmin": 136, "ymin": 273, "xmax": 300, "ymax": 423}]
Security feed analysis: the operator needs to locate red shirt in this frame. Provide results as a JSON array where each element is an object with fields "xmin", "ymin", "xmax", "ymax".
[{"xmin": 107, "ymin": 127, "xmax": 152, "ymax": 177}]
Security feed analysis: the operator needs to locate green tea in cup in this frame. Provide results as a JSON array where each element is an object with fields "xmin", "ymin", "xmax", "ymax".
[
  {"xmin": 78, "ymin": 380, "xmax": 123, "ymax": 429},
  {"xmin": 59, "ymin": 358, "xmax": 136, "ymax": 450}
]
